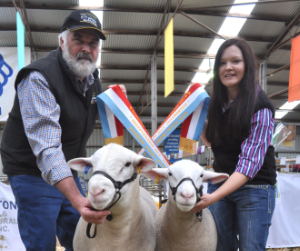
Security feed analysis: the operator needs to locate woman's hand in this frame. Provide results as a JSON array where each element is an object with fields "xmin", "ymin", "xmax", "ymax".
[
  {"xmin": 190, "ymin": 172, "xmax": 250, "ymax": 213},
  {"xmin": 190, "ymin": 193, "xmax": 217, "ymax": 213}
]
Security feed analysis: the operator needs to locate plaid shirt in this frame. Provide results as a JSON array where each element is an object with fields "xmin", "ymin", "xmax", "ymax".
[
  {"xmin": 235, "ymin": 108, "xmax": 275, "ymax": 178},
  {"xmin": 17, "ymin": 71, "xmax": 95, "ymax": 185},
  {"xmin": 224, "ymin": 87, "xmax": 275, "ymax": 178}
]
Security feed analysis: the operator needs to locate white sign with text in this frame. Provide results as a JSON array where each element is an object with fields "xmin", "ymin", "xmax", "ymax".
[{"xmin": 0, "ymin": 182, "xmax": 25, "ymax": 250}]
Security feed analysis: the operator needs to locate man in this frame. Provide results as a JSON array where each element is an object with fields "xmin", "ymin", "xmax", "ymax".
[{"xmin": 0, "ymin": 10, "xmax": 125, "ymax": 251}]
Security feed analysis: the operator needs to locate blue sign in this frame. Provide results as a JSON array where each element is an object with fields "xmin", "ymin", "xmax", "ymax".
[
  {"xmin": 0, "ymin": 53, "xmax": 14, "ymax": 96},
  {"xmin": 165, "ymin": 129, "xmax": 181, "ymax": 163}
]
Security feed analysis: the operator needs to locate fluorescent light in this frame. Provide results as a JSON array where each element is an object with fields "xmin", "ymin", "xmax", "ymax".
[
  {"xmin": 275, "ymin": 100, "xmax": 300, "ymax": 119},
  {"xmin": 192, "ymin": 58, "xmax": 215, "ymax": 84},
  {"xmin": 280, "ymin": 100, "xmax": 300, "ymax": 110},
  {"xmin": 207, "ymin": 39, "xmax": 225, "ymax": 55},
  {"xmin": 230, "ymin": 0, "xmax": 257, "ymax": 15},
  {"xmin": 192, "ymin": 72, "xmax": 212, "ymax": 84},
  {"xmin": 275, "ymin": 111, "xmax": 288, "ymax": 119},
  {"xmin": 79, "ymin": 0, "xmax": 103, "ymax": 6},
  {"xmin": 218, "ymin": 18, "xmax": 247, "ymax": 37},
  {"xmin": 192, "ymin": 0, "xmax": 258, "ymax": 85}
]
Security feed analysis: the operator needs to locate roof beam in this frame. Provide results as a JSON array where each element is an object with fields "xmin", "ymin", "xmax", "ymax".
[
  {"xmin": 0, "ymin": 1, "xmax": 299, "ymax": 23},
  {"xmin": 100, "ymin": 79, "xmax": 192, "ymax": 85},
  {"xmin": 266, "ymin": 11, "xmax": 300, "ymax": 57},
  {"xmin": 0, "ymin": 25, "xmax": 286, "ymax": 44},
  {"xmin": 0, "ymin": 38, "xmax": 289, "ymax": 70},
  {"xmin": 100, "ymin": 79, "xmax": 290, "ymax": 90},
  {"xmin": 29, "ymin": 47, "xmax": 215, "ymax": 59},
  {"xmin": 103, "ymin": 30, "xmax": 279, "ymax": 43},
  {"xmin": 130, "ymin": 102, "xmax": 179, "ymax": 108},
  {"xmin": 100, "ymin": 79, "xmax": 289, "ymax": 87},
  {"xmin": 9, "ymin": 45, "xmax": 291, "ymax": 61},
  {"xmin": 275, "ymin": 118, "xmax": 300, "ymax": 123},
  {"xmin": 267, "ymin": 81, "xmax": 288, "ymax": 87},
  {"xmin": 267, "ymin": 63, "xmax": 290, "ymax": 70},
  {"xmin": 98, "ymin": 65, "xmax": 206, "ymax": 73},
  {"xmin": 0, "ymin": 25, "xmax": 59, "ymax": 33},
  {"xmin": 98, "ymin": 63, "xmax": 288, "ymax": 72},
  {"xmin": 127, "ymin": 91, "xmax": 183, "ymax": 97},
  {"xmin": 101, "ymin": 49, "xmax": 215, "ymax": 59},
  {"xmin": 269, "ymin": 88, "xmax": 289, "ymax": 98},
  {"xmin": 270, "ymin": 96, "xmax": 288, "ymax": 100},
  {"xmin": 267, "ymin": 64, "xmax": 290, "ymax": 77}
]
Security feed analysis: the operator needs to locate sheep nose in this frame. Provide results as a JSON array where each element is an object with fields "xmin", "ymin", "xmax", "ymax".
[
  {"xmin": 89, "ymin": 188, "xmax": 105, "ymax": 197},
  {"xmin": 180, "ymin": 192, "xmax": 193, "ymax": 199}
]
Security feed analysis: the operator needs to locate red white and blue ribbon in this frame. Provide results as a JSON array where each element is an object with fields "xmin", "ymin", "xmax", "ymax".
[
  {"xmin": 97, "ymin": 85, "xmax": 170, "ymax": 169},
  {"xmin": 97, "ymin": 98, "xmax": 124, "ymax": 145},
  {"xmin": 179, "ymin": 92, "xmax": 209, "ymax": 154},
  {"xmin": 138, "ymin": 83, "xmax": 210, "ymax": 155}
]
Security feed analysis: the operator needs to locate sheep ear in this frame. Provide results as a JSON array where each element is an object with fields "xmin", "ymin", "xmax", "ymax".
[
  {"xmin": 202, "ymin": 170, "xmax": 229, "ymax": 184},
  {"xmin": 140, "ymin": 168, "xmax": 169, "ymax": 181},
  {"xmin": 134, "ymin": 155, "xmax": 156, "ymax": 172},
  {"xmin": 67, "ymin": 157, "xmax": 93, "ymax": 172}
]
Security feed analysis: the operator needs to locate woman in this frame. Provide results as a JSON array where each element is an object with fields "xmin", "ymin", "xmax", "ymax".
[{"xmin": 191, "ymin": 38, "xmax": 276, "ymax": 251}]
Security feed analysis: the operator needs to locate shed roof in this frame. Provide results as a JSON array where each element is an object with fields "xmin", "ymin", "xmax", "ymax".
[{"xmin": 0, "ymin": 0, "xmax": 299, "ymax": 124}]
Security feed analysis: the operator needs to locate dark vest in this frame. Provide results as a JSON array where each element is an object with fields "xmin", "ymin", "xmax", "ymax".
[
  {"xmin": 212, "ymin": 90, "xmax": 277, "ymax": 185},
  {"xmin": 1, "ymin": 48, "xmax": 101, "ymax": 177}
]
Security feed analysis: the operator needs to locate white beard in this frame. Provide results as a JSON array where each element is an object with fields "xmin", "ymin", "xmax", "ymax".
[{"xmin": 62, "ymin": 43, "xmax": 97, "ymax": 79}]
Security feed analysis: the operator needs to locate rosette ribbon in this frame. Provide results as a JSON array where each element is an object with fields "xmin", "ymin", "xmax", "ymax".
[{"xmin": 97, "ymin": 83, "xmax": 210, "ymax": 169}]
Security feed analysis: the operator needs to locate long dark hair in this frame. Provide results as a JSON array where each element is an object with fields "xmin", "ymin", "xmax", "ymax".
[{"xmin": 206, "ymin": 38, "xmax": 258, "ymax": 146}]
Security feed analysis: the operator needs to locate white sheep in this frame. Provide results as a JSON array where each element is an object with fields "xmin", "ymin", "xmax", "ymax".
[
  {"xmin": 143, "ymin": 159, "xmax": 229, "ymax": 251},
  {"xmin": 68, "ymin": 143, "xmax": 158, "ymax": 251}
]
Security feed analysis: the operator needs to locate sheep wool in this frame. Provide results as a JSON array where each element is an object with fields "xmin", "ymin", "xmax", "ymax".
[
  {"xmin": 143, "ymin": 159, "xmax": 229, "ymax": 251},
  {"xmin": 68, "ymin": 143, "xmax": 158, "ymax": 251},
  {"xmin": 155, "ymin": 200, "xmax": 217, "ymax": 251}
]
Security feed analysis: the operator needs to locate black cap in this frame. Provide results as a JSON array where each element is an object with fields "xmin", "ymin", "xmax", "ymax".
[{"xmin": 61, "ymin": 9, "xmax": 106, "ymax": 40}]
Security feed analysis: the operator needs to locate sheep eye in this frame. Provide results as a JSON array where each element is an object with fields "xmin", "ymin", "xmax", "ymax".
[
  {"xmin": 200, "ymin": 174, "xmax": 203, "ymax": 178},
  {"xmin": 125, "ymin": 162, "xmax": 131, "ymax": 167},
  {"xmin": 168, "ymin": 172, "xmax": 172, "ymax": 176}
]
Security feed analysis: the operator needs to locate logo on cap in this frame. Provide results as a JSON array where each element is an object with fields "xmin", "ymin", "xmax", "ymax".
[{"xmin": 81, "ymin": 13, "xmax": 97, "ymax": 27}]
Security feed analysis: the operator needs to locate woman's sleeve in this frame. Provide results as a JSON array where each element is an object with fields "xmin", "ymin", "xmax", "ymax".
[{"xmin": 235, "ymin": 108, "xmax": 275, "ymax": 178}]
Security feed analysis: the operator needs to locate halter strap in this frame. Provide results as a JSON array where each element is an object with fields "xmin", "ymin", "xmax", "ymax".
[
  {"xmin": 86, "ymin": 170, "xmax": 138, "ymax": 238},
  {"xmin": 92, "ymin": 170, "xmax": 138, "ymax": 191},
  {"xmin": 195, "ymin": 185, "xmax": 203, "ymax": 221},
  {"xmin": 169, "ymin": 178, "xmax": 204, "ymax": 222}
]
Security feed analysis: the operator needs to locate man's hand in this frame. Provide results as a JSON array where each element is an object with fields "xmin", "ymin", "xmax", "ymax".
[
  {"xmin": 73, "ymin": 196, "xmax": 111, "ymax": 224},
  {"xmin": 108, "ymin": 84, "xmax": 127, "ymax": 97}
]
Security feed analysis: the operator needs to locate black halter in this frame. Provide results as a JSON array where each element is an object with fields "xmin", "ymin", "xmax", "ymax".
[
  {"xmin": 86, "ymin": 170, "xmax": 138, "ymax": 238},
  {"xmin": 169, "ymin": 178, "xmax": 204, "ymax": 221}
]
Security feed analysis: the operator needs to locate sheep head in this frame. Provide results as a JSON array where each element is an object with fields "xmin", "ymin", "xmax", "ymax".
[
  {"xmin": 68, "ymin": 143, "xmax": 156, "ymax": 210},
  {"xmin": 143, "ymin": 159, "xmax": 229, "ymax": 212}
]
